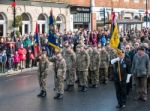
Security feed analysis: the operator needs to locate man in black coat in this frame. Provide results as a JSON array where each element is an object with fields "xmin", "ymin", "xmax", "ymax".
[{"xmin": 111, "ymin": 50, "xmax": 131, "ymax": 109}]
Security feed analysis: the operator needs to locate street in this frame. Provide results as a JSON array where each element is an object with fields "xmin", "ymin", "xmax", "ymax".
[{"xmin": 0, "ymin": 67, "xmax": 150, "ymax": 111}]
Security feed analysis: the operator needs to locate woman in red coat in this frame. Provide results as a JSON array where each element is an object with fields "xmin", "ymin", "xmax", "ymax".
[{"xmin": 18, "ymin": 44, "xmax": 27, "ymax": 69}]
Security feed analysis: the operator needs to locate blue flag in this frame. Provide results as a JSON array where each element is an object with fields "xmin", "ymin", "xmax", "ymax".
[
  {"xmin": 48, "ymin": 9, "xmax": 60, "ymax": 50},
  {"xmin": 34, "ymin": 22, "xmax": 39, "ymax": 44}
]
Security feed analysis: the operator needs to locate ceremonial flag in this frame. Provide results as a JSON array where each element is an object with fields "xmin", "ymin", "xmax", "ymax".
[
  {"xmin": 35, "ymin": 22, "xmax": 39, "ymax": 44},
  {"xmin": 110, "ymin": 11, "xmax": 120, "ymax": 49},
  {"xmin": 34, "ymin": 22, "xmax": 40, "ymax": 56},
  {"xmin": 48, "ymin": 9, "xmax": 60, "ymax": 51}
]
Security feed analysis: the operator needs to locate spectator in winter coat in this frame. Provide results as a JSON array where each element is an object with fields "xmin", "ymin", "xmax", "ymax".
[
  {"xmin": 13, "ymin": 51, "xmax": 20, "ymax": 71},
  {"xmin": 18, "ymin": 44, "xmax": 27, "ymax": 69},
  {"xmin": 0, "ymin": 50, "xmax": 7, "ymax": 73}
]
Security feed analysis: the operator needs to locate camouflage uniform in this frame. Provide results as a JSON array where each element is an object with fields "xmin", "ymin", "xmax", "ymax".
[
  {"xmin": 87, "ymin": 48, "xmax": 93, "ymax": 84},
  {"xmin": 54, "ymin": 57, "xmax": 66, "ymax": 95},
  {"xmin": 99, "ymin": 48, "xmax": 109, "ymax": 83},
  {"xmin": 76, "ymin": 49, "xmax": 90, "ymax": 91},
  {"xmin": 38, "ymin": 56, "xmax": 49, "ymax": 95},
  {"xmin": 61, "ymin": 47, "xmax": 67, "ymax": 59},
  {"xmin": 89, "ymin": 49, "xmax": 100, "ymax": 87},
  {"xmin": 65, "ymin": 50, "xmax": 76, "ymax": 87},
  {"xmin": 106, "ymin": 47, "xmax": 117, "ymax": 80},
  {"xmin": 76, "ymin": 48, "xmax": 80, "ymax": 85}
]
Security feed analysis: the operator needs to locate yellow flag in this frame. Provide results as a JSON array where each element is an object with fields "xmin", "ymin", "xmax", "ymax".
[{"xmin": 110, "ymin": 24, "xmax": 120, "ymax": 49}]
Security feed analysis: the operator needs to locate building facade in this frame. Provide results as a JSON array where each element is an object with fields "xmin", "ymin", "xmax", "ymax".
[
  {"xmin": 92, "ymin": 0, "xmax": 150, "ymax": 31},
  {"xmin": 0, "ymin": 0, "xmax": 70, "ymax": 37},
  {"xmin": 0, "ymin": 0, "xmax": 150, "ymax": 37}
]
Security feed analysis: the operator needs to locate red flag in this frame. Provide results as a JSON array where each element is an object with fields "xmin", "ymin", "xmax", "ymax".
[
  {"xmin": 112, "ymin": 12, "xmax": 116, "ymax": 24},
  {"xmin": 34, "ymin": 22, "xmax": 40, "ymax": 57},
  {"xmin": 35, "ymin": 22, "xmax": 39, "ymax": 33},
  {"xmin": 11, "ymin": 2, "xmax": 16, "ymax": 8}
]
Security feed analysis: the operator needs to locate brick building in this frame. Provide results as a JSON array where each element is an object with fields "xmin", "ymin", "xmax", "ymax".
[
  {"xmin": 0, "ymin": 0, "xmax": 150, "ymax": 37},
  {"xmin": 93, "ymin": 0, "xmax": 150, "ymax": 31}
]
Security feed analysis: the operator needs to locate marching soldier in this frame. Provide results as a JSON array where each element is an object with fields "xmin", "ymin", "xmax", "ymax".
[
  {"xmin": 65, "ymin": 45, "xmax": 76, "ymax": 91},
  {"xmin": 37, "ymin": 51, "xmax": 49, "ymax": 97},
  {"xmin": 76, "ymin": 45, "xmax": 90, "ymax": 92},
  {"xmin": 75, "ymin": 45, "xmax": 81, "ymax": 86},
  {"xmin": 61, "ymin": 40, "xmax": 69, "ymax": 59},
  {"xmin": 99, "ymin": 47, "xmax": 109, "ymax": 84},
  {"xmin": 50, "ymin": 50, "xmax": 66, "ymax": 99},
  {"xmin": 89, "ymin": 45, "xmax": 100, "ymax": 88},
  {"xmin": 87, "ymin": 46, "xmax": 93, "ymax": 85}
]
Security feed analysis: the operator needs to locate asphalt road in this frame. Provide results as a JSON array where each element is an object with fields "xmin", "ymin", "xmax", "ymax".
[{"xmin": 0, "ymin": 68, "xmax": 150, "ymax": 111}]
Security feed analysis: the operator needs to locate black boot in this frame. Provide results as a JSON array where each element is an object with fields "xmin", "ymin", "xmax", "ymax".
[
  {"xmin": 69, "ymin": 85, "xmax": 74, "ymax": 91},
  {"xmin": 93, "ymin": 84, "xmax": 98, "ymax": 88},
  {"xmin": 37, "ymin": 90, "xmax": 44, "ymax": 97},
  {"xmin": 65, "ymin": 85, "xmax": 71, "ymax": 91},
  {"xmin": 54, "ymin": 93, "xmax": 60, "ymax": 99},
  {"xmin": 78, "ymin": 86, "xmax": 83, "ymax": 92},
  {"xmin": 41, "ymin": 91, "xmax": 47, "ymax": 97},
  {"xmin": 82, "ymin": 86, "xmax": 88, "ymax": 92},
  {"xmin": 57, "ymin": 94, "xmax": 63, "ymax": 99}
]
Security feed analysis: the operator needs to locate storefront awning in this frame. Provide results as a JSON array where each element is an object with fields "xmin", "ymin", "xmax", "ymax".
[{"xmin": 117, "ymin": 19, "xmax": 143, "ymax": 24}]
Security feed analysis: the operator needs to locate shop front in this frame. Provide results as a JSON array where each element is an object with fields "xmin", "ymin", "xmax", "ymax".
[{"xmin": 70, "ymin": 6, "xmax": 90, "ymax": 30}]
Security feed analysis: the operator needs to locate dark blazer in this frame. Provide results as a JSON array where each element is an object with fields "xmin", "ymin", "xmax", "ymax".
[{"xmin": 113, "ymin": 55, "xmax": 131, "ymax": 82}]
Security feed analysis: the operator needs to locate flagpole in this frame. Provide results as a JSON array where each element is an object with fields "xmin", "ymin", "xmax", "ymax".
[
  {"xmin": 146, "ymin": 0, "xmax": 148, "ymax": 28},
  {"xmin": 110, "ymin": 0, "xmax": 114, "ymax": 39},
  {"xmin": 13, "ymin": 0, "xmax": 16, "ymax": 41},
  {"xmin": 118, "ymin": 61, "xmax": 122, "ymax": 82}
]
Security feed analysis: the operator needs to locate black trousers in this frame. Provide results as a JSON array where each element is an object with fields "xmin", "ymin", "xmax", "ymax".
[
  {"xmin": 114, "ymin": 81, "xmax": 127, "ymax": 106},
  {"xmin": 126, "ymin": 76, "xmax": 132, "ymax": 95}
]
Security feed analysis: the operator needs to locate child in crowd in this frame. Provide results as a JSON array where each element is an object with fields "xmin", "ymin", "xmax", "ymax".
[
  {"xmin": 29, "ymin": 50, "xmax": 35, "ymax": 68},
  {"xmin": 13, "ymin": 51, "xmax": 20, "ymax": 71},
  {"xmin": 0, "ymin": 50, "xmax": 7, "ymax": 73}
]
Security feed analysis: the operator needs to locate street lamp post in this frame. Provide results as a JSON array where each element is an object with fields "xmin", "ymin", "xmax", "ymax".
[
  {"xmin": 103, "ymin": 8, "xmax": 105, "ymax": 26},
  {"xmin": 13, "ymin": 0, "xmax": 16, "ymax": 40}
]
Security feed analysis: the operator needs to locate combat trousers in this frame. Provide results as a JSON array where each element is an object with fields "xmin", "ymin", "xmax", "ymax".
[
  {"xmin": 38, "ymin": 73, "xmax": 47, "ymax": 91},
  {"xmin": 88, "ymin": 69, "xmax": 92, "ymax": 84},
  {"xmin": 108, "ymin": 64, "xmax": 114, "ymax": 80},
  {"xmin": 55, "ymin": 75, "xmax": 64, "ymax": 94},
  {"xmin": 135, "ymin": 76, "xmax": 148, "ymax": 100},
  {"xmin": 114, "ymin": 81, "xmax": 127, "ymax": 106},
  {"xmin": 99, "ymin": 67, "xmax": 108, "ymax": 82},
  {"xmin": 66, "ymin": 69, "xmax": 76, "ymax": 85},
  {"xmin": 90, "ymin": 70, "xmax": 99, "ymax": 85},
  {"xmin": 78, "ymin": 71, "xmax": 88, "ymax": 87}
]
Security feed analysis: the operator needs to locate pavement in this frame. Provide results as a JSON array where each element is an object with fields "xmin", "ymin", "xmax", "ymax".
[
  {"xmin": 0, "ymin": 66, "xmax": 150, "ymax": 111},
  {"xmin": 0, "ymin": 67, "xmax": 38, "ymax": 77}
]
